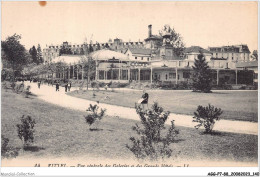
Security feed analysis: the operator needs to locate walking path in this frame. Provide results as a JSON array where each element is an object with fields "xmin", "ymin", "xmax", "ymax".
[{"xmin": 27, "ymin": 82, "xmax": 258, "ymax": 135}]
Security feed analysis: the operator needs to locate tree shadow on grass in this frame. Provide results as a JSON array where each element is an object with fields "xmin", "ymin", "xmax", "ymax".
[
  {"xmin": 174, "ymin": 139, "xmax": 185, "ymax": 143},
  {"xmin": 24, "ymin": 93, "xmax": 38, "ymax": 99},
  {"xmin": 89, "ymin": 128, "xmax": 114, "ymax": 132},
  {"xmin": 23, "ymin": 146, "xmax": 45, "ymax": 152},
  {"xmin": 89, "ymin": 128, "xmax": 103, "ymax": 131},
  {"xmin": 200, "ymin": 131, "xmax": 231, "ymax": 137}
]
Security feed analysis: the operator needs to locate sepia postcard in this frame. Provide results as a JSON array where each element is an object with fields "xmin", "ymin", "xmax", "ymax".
[{"xmin": 1, "ymin": 1, "xmax": 259, "ymax": 176}]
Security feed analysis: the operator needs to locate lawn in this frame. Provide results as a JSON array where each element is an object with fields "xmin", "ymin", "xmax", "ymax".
[
  {"xmin": 67, "ymin": 89, "xmax": 258, "ymax": 122},
  {"xmin": 1, "ymin": 90, "xmax": 258, "ymax": 166}
]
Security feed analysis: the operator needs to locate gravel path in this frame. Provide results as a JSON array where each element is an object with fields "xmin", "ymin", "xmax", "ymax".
[{"xmin": 26, "ymin": 82, "xmax": 258, "ymax": 135}]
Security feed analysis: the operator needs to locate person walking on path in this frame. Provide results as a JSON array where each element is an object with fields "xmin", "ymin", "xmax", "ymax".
[
  {"xmin": 56, "ymin": 82, "xmax": 60, "ymax": 91},
  {"xmin": 65, "ymin": 82, "xmax": 68, "ymax": 92},
  {"xmin": 138, "ymin": 89, "xmax": 149, "ymax": 109},
  {"xmin": 38, "ymin": 80, "xmax": 41, "ymax": 89},
  {"xmin": 68, "ymin": 82, "xmax": 72, "ymax": 92}
]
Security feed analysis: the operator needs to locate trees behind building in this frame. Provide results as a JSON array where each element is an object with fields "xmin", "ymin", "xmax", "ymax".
[
  {"xmin": 29, "ymin": 45, "xmax": 44, "ymax": 65},
  {"xmin": 159, "ymin": 25, "xmax": 185, "ymax": 57}
]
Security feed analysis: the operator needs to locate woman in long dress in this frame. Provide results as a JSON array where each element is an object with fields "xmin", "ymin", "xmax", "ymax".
[{"xmin": 138, "ymin": 89, "xmax": 149, "ymax": 109}]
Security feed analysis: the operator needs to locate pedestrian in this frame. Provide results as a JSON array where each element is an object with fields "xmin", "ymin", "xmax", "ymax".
[
  {"xmin": 68, "ymin": 82, "xmax": 72, "ymax": 91},
  {"xmin": 65, "ymin": 82, "xmax": 68, "ymax": 92},
  {"xmin": 137, "ymin": 89, "xmax": 149, "ymax": 110},
  {"xmin": 38, "ymin": 81, "xmax": 41, "ymax": 89},
  {"xmin": 56, "ymin": 82, "xmax": 59, "ymax": 91}
]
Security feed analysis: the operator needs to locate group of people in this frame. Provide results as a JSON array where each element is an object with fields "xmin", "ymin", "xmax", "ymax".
[{"xmin": 55, "ymin": 82, "xmax": 72, "ymax": 92}]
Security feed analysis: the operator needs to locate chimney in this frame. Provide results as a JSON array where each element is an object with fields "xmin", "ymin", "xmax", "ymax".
[{"xmin": 148, "ymin": 25, "xmax": 152, "ymax": 38}]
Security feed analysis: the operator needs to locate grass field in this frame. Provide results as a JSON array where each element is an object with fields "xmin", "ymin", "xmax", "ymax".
[
  {"xmin": 1, "ymin": 90, "xmax": 257, "ymax": 165},
  {"xmin": 67, "ymin": 89, "xmax": 258, "ymax": 122}
]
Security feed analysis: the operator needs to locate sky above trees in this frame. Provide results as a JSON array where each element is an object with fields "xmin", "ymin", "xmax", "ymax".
[{"xmin": 2, "ymin": 1, "xmax": 258, "ymax": 51}]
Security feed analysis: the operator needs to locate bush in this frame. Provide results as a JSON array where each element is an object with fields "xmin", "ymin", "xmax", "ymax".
[
  {"xmin": 10, "ymin": 82, "xmax": 16, "ymax": 90},
  {"xmin": 24, "ymin": 85, "xmax": 31, "ymax": 98},
  {"xmin": 193, "ymin": 104, "xmax": 223, "ymax": 133},
  {"xmin": 98, "ymin": 82, "xmax": 106, "ymax": 88},
  {"xmin": 126, "ymin": 102, "xmax": 179, "ymax": 161},
  {"xmin": 110, "ymin": 82, "xmax": 129, "ymax": 88},
  {"xmin": 16, "ymin": 115, "xmax": 36, "ymax": 148},
  {"xmin": 1, "ymin": 135, "xmax": 19, "ymax": 159},
  {"xmin": 15, "ymin": 83, "xmax": 24, "ymax": 94},
  {"xmin": 84, "ymin": 104, "xmax": 106, "ymax": 130}
]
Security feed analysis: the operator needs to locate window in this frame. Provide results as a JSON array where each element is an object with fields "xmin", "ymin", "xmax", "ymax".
[
  {"xmin": 169, "ymin": 73, "xmax": 176, "ymax": 79},
  {"xmin": 147, "ymin": 57, "xmax": 149, "ymax": 61},
  {"xmin": 135, "ymin": 57, "xmax": 137, "ymax": 59},
  {"xmin": 165, "ymin": 74, "xmax": 168, "ymax": 80},
  {"xmin": 141, "ymin": 57, "xmax": 143, "ymax": 60}
]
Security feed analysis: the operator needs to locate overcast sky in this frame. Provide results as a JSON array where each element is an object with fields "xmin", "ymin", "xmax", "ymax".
[{"xmin": 2, "ymin": 1, "xmax": 258, "ymax": 52}]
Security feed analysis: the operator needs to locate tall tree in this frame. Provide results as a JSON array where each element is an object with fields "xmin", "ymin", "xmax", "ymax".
[
  {"xmin": 159, "ymin": 25, "xmax": 185, "ymax": 57},
  {"xmin": 29, "ymin": 46, "xmax": 38, "ymax": 64},
  {"xmin": 1, "ymin": 34, "xmax": 30, "ymax": 79},
  {"xmin": 96, "ymin": 43, "xmax": 101, "ymax": 50},
  {"xmin": 192, "ymin": 53, "xmax": 212, "ymax": 93},
  {"xmin": 80, "ymin": 56, "xmax": 96, "ymax": 90},
  {"xmin": 36, "ymin": 44, "xmax": 44, "ymax": 64},
  {"xmin": 88, "ymin": 45, "xmax": 94, "ymax": 53}
]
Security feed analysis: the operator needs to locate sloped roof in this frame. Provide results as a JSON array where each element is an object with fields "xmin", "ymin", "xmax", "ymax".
[
  {"xmin": 151, "ymin": 60, "xmax": 178, "ymax": 68},
  {"xmin": 209, "ymin": 45, "xmax": 250, "ymax": 53},
  {"xmin": 127, "ymin": 48, "xmax": 152, "ymax": 55},
  {"xmin": 90, "ymin": 49, "xmax": 130, "ymax": 61},
  {"xmin": 236, "ymin": 61, "xmax": 258, "ymax": 68},
  {"xmin": 184, "ymin": 46, "xmax": 212, "ymax": 54},
  {"xmin": 52, "ymin": 55, "xmax": 84, "ymax": 64}
]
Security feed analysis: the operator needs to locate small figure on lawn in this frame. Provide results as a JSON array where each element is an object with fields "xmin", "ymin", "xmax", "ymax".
[
  {"xmin": 138, "ymin": 89, "xmax": 149, "ymax": 110},
  {"xmin": 56, "ymin": 82, "xmax": 60, "ymax": 92}
]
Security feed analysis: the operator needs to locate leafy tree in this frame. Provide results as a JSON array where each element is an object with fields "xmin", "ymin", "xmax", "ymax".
[
  {"xmin": 88, "ymin": 45, "xmax": 94, "ymax": 53},
  {"xmin": 105, "ymin": 43, "xmax": 110, "ymax": 49},
  {"xmin": 36, "ymin": 44, "xmax": 44, "ymax": 64},
  {"xmin": 80, "ymin": 56, "xmax": 96, "ymax": 90},
  {"xmin": 192, "ymin": 53, "xmax": 212, "ymax": 93},
  {"xmin": 96, "ymin": 43, "xmax": 101, "ymax": 50},
  {"xmin": 59, "ymin": 45, "xmax": 72, "ymax": 55},
  {"xmin": 1, "ymin": 34, "xmax": 31, "ymax": 79},
  {"xmin": 80, "ymin": 48, "xmax": 84, "ymax": 55},
  {"xmin": 16, "ymin": 115, "xmax": 36, "ymax": 149},
  {"xmin": 84, "ymin": 104, "xmax": 106, "ymax": 130},
  {"xmin": 126, "ymin": 102, "xmax": 179, "ymax": 161},
  {"xmin": 29, "ymin": 46, "xmax": 38, "ymax": 64},
  {"xmin": 1, "ymin": 135, "xmax": 19, "ymax": 159},
  {"xmin": 193, "ymin": 104, "xmax": 223, "ymax": 133},
  {"xmin": 159, "ymin": 25, "xmax": 185, "ymax": 57},
  {"xmin": 252, "ymin": 50, "xmax": 258, "ymax": 60}
]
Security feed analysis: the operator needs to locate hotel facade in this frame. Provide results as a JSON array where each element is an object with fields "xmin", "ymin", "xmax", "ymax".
[{"xmin": 43, "ymin": 25, "xmax": 258, "ymax": 86}]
